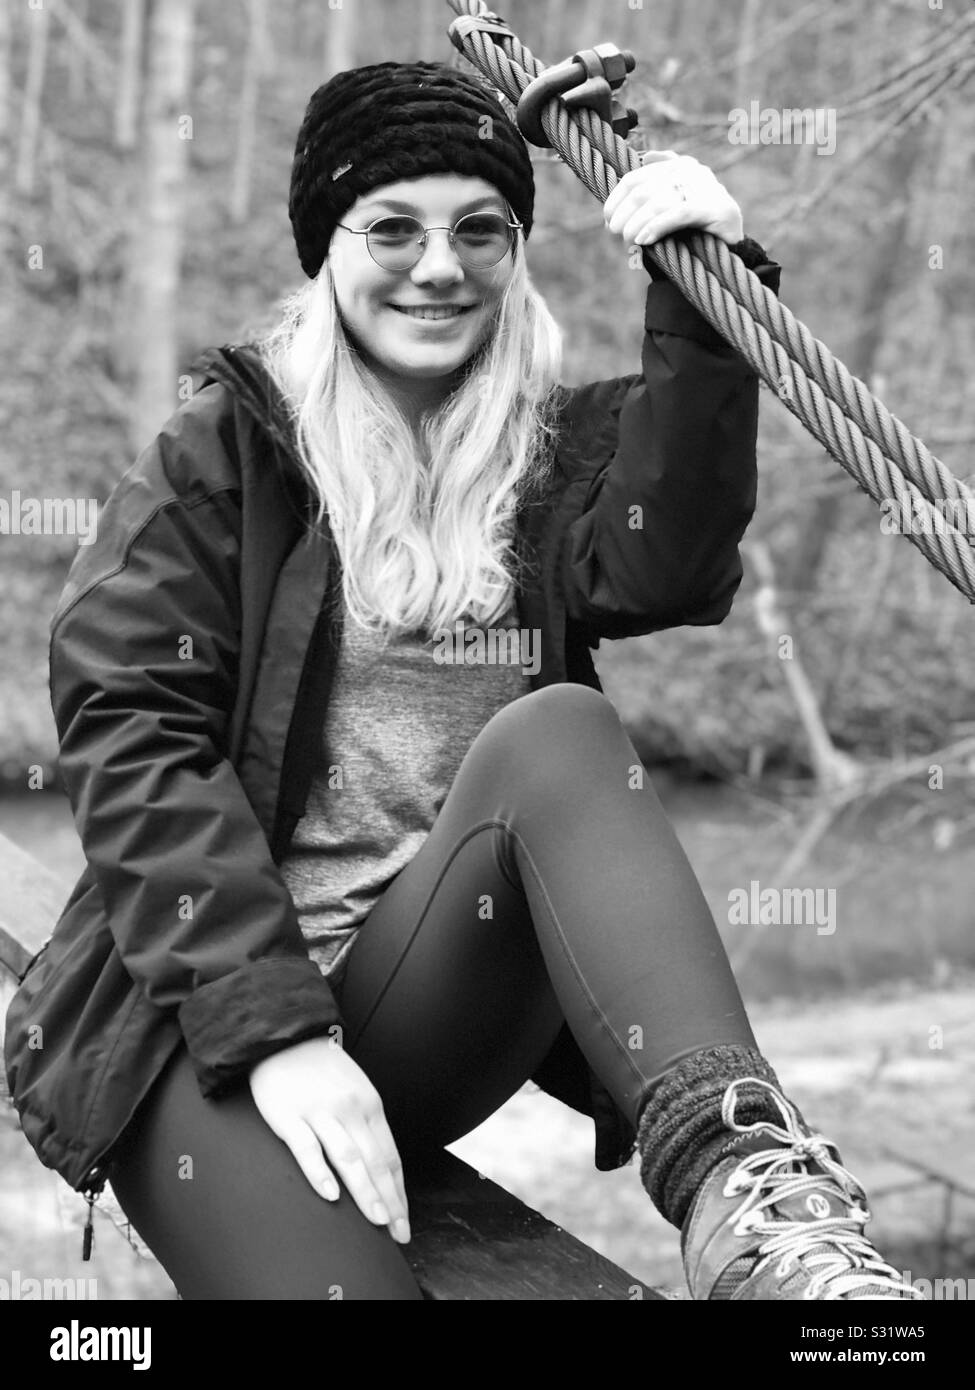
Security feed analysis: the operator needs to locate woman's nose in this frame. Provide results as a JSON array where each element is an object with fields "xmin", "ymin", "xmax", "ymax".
[{"xmin": 409, "ymin": 229, "xmax": 465, "ymax": 284}]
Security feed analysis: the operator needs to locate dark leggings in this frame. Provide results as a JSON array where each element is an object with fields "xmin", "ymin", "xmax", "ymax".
[{"xmin": 109, "ymin": 683, "xmax": 759, "ymax": 1299}]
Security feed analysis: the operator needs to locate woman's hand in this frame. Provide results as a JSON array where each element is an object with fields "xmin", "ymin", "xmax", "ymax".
[
  {"xmin": 603, "ymin": 150, "xmax": 744, "ymax": 250},
  {"xmin": 248, "ymin": 1036, "xmax": 411, "ymax": 1244}
]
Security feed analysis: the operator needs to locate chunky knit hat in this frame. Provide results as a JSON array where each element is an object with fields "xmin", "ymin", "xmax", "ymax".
[{"xmin": 288, "ymin": 60, "xmax": 536, "ymax": 279}]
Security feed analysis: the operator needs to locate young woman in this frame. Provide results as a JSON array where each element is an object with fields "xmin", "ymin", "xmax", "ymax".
[{"xmin": 5, "ymin": 61, "xmax": 921, "ymax": 1301}]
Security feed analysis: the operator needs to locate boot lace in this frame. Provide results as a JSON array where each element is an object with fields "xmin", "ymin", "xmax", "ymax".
[{"xmin": 718, "ymin": 1079, "xmax": 925, "ymax": 1300}]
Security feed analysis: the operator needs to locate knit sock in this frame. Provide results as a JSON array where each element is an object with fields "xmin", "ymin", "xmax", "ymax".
[{"xmin": 635, "ymin": 1043, "xmax": 806, "ymax": 1230}]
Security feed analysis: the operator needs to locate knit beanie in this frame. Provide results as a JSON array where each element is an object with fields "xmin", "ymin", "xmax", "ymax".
[{"xmin": 288, "ymin": 60, "xmax": 536, "ymax": 280}]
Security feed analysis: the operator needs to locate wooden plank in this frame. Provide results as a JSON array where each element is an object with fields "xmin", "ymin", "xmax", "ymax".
[
  {"xmin": 0, "ymin": 830, "xmax": 65, "ymax": 980},
  {"xmin": 403, "ymin": 1148, "xmax": 664, "ymax": 1301}
]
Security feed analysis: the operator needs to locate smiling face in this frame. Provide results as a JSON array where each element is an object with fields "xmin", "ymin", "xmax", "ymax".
[{"xmin": 326, "ymin": 174, "xmax": 516, "ymax": 417}]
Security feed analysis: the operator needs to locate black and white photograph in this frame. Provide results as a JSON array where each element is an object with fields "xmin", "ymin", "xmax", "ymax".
[{"xmin": 0, "ymin": 0, "xmax": 972, "ymax": 1338}]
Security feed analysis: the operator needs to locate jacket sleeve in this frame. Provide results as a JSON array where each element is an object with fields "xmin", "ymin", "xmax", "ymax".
[
  {"xmin": 559, "ymin": 237, "xmax": 782, "ymax": 642},
  {"xmin": 49, "ymin": 389, "xmax": 344, "ymax": 1099}
]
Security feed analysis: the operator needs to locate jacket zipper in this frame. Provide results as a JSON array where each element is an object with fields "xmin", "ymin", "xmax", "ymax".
[{"xmin": 80, "ymin": 1163, "xmax": 108, "ymax": 1261}]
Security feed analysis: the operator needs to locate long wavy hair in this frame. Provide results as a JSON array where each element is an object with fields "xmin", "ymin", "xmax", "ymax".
[{"xmin": 258, "ymin": 230, "xmax": 565, "ymax": 641}]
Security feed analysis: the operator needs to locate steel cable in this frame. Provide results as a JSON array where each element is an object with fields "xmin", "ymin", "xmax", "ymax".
[{"xmin": 446, "ymin": 0, "xmax": 975, "ymax": 601}]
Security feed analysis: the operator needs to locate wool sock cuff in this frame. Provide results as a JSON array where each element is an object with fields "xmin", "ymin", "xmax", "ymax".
[{"xmin": 636, "ymin": 1044, "xmax": 796, "ymax": 1230}]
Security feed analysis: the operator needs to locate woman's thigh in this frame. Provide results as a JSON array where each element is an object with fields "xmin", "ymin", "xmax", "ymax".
[
  {"xmin": 336, "ymin": 682, "xmax": 755, "ymax": 1145},
  {"xmin": 109, "ymin": 1045, "xmax": 424, "ymax": 1301},
  {"xmin": 336, "ymin": 800, "xmax": 566, "ymax": 1155}
]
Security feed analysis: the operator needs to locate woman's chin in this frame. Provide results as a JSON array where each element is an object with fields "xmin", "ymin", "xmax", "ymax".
[{"xmin": 381, "ymin": 344, "xmax": 477, "ymax": 380}]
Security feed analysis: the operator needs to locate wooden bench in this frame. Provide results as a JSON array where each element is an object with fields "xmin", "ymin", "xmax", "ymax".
[{"xmin": 0, "ymin": 829, "xmax": 664, "ymax": 1301}]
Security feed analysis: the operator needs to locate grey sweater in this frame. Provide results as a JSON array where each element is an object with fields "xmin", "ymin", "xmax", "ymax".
[{"xmin": 279, "ymin": 590, "xmax": 532, "ymax": 986}]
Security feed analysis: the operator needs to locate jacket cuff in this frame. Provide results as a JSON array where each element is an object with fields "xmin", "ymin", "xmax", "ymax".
[
  {"xmin": 643, "ymin": 248, "xmax": 782, "ymax": 350},
  {"xmin": 178, "ymin": 956, "xmax": 345, "ymax": 1098},
  {"xmin": 729, "ymin": 234, "xmax": 779, "ymax": 281}
]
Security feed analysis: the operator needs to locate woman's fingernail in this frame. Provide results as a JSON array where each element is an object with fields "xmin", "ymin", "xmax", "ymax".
[
  {"xmin": 393, "ymin": 1218, "xmax": 411, "ymax": 1244},
  {"xmin": 372, "ymin": 1202, "xmax": 390, "ymax": 1224}
]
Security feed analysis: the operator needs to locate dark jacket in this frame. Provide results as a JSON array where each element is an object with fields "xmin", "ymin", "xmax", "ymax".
[{"xmin": 4, "ymin": 250, "xmax": 780, "ymax": 1206}]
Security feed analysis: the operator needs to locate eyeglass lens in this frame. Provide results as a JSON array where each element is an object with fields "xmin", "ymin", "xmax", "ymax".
[{"xmin": 366, "ymin": 214, "xmax": 513, "ymax": 270}]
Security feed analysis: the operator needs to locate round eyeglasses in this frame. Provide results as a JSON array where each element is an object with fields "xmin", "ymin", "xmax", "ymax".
[{"xmin": 335, "ymin": 211, "xmax": 522, "ymax": 272}]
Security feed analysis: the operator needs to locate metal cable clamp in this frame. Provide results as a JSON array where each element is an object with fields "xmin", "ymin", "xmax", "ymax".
[{"xmin": 513, "ymin": 43, "xmax": 638, "ymax": 148}]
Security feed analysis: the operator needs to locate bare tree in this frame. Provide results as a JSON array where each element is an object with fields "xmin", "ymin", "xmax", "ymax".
[
  {"xmin": 230, "ymin": 0, "xmax": 267, "ymax": 225},
  {"xmin": 733, "ymin": 0, "xmax": 762, "ymax": 102},
  {"xmin": 419, "ymin": 0, "xmax": 448, "ymax": 64},
  {"xmin": 115, "ymin": 0, "xmax": 146, "ymax": 151},
  {"xmin": 323, "ymin": 0, "xmax": 357, "ymax": 77},
  {"xmin": 15, "ymin": 0, "xmax": 51, "ymax": 197},
  {"xmin": 123, "ymin": 0, "xmax": 198, "ymax": 452},
  {"xmin": 0, "ymin": 0, "xmax": 10, "ymax": 236},
  {"xmin": 746, "ymin": 539, "xmax": 862, "ymax": 790},
  {"xmin": 540, "ymin": 0, "xmax": 563, "ymax": 60},
  {"xmin": 66, "ymin": 0, "xmax": 88, "ymax": 100}
]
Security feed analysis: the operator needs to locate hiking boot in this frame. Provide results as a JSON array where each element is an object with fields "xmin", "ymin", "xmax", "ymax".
[{"xmin": 681, "ymin": 1078, "xmax": 926, "ymax": 1301}]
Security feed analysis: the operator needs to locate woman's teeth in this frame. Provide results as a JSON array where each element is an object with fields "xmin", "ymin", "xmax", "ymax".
[{"xmin": 391, "ymin": 305, "xmax": 472, "ymax": 319}]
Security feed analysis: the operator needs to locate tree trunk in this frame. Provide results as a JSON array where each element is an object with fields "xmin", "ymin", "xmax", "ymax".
[
  {"xmin": 733, "ymin": 0, "xmax": 761, "ymax": 101},
  {"xmin": 418, "ymin": 1, "xmax": 447, "ymax": 65},
  {"xmin": 15, "ymin": 0, "xmax": 51, "ymax": 197},
  {"xmin": 66, "ymin": 0, "xmax": 88, "ymax": 101},
  {"xmin": 0, "ymin": 0, "xmax": 11, "ymax": 240},
  {"xmin": 323, "ymin": 0, "xmax": 357, "ymax": 77},
  {"xmin": 124, "ymin": 0, "xmax": 197, "ymax": 453},
  {"xmin": 115, "ymin": 0, "xmax": 146, "ymax": 151},
  {"xmin": 230, "ymin": 0, "xmax": 267, "ymax": 225},
  {"xmin": 746, "ymin": 540, "xmax": 862, "ymax": 790},
  {"xmin": 540, "ymin": 0, "xmax": 563, "ymax": 59}
]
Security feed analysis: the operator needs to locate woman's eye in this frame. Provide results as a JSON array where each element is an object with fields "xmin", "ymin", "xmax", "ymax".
[
  {"xmin": 456, "ymin": 215, "xmax": 506, "ymax": 246},
  {"xmin": 370, "ymin": 218, "xmax": 420, "ymax": 242},
  {"xmin": 460, "ymin": 216, "xmax": 499, "ymax": 237}
]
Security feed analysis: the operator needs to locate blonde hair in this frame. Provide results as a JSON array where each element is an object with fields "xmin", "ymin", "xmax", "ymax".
[{"xmin": 258, "ymin": 236, "xmax": 564, "ymax": 641}]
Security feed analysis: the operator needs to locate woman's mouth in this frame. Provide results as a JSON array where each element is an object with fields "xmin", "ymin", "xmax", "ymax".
[{"xmin": 389, "ymin": 304, "xmax": 476, "ymax": 320}]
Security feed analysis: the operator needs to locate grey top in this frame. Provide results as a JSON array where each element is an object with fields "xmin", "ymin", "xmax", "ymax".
[{"xmin": 278, "ymin": 589, "xmax": 533, "ymax": 987}]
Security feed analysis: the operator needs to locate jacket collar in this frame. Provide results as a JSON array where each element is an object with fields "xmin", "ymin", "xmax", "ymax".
[{"xmin": 191, "ymin": 344, "xmax": 296, "ymax": 456}]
